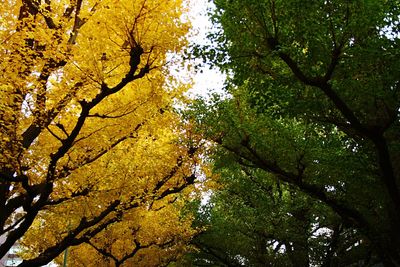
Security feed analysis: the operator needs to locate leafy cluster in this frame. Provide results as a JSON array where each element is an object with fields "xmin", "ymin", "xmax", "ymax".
[
  {"xmin": 0, "ymin": 0, "xmax": 203, "ymax": 266},
  {"xmin": 184, "ymin": 0, "xmax": 400, "ymax": 266}
]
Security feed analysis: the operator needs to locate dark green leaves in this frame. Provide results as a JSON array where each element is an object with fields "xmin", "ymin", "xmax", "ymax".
[{"xmin": 185, "ymin": 0, "xmax": 400, "ymax": 265}]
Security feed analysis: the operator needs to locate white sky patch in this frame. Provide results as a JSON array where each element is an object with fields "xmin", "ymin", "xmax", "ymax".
[{"xmin": 186, "ymin": 0, "xmax": 226, "ymax": 98}]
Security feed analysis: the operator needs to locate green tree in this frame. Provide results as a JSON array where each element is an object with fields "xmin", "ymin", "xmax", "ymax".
[{"xmin": 186, "ymin": 0, "xmax": 400, "ymax": 266}]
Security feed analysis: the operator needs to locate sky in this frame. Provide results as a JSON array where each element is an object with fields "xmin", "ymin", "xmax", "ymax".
[{"xmin": 186, "ymin": 0, "xmax": 226, "ymax": 98}]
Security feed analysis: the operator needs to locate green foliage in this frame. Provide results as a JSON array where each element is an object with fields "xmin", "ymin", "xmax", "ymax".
[{"xmin": 185, "ymin": 0, "xmax": 400, "ymax": 266}]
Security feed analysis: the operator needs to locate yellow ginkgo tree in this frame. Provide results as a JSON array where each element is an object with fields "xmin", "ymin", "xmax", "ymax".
[
  {"xmin": 0, "ymin": 0, "xmax": 201, "ymax": 265},
  {"xmin": 56, "ymin": 199, "xmax": 198, "ymax": 267}
]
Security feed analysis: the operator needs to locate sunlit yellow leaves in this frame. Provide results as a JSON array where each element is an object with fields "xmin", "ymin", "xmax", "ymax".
[
  {"xmin": 1, "ymin": 0, "xmax": 201, "ymax": 265},
  {"xmin": 64, "ymin": 201, "xmax": 197, "ymax": 267}
]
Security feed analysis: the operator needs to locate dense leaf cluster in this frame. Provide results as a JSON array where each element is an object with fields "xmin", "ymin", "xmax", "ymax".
[{"xmin": 184, "ymin": 0, "xmax": 400, "ymax": 266}]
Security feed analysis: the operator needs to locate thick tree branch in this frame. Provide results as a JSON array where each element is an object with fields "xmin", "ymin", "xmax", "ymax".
[
  {"xmin": 87, "ymin": 240, "xmax": 120, "ymax": 265},
  {"xmin": 17, "ymin": 200, "xmax": 121, "ymax": 267},
  {"xmin": 44, "ymin": 186, "xmax": 92, "ymax": 207},
  {"xmin": 156, "ymin": 174, "xmax": 196, "ymax": 200},
  {"xmin": 217, "ymin": 139, "xmax": 372, "ymax": 240},
  {"xmin": 3, "ymin": 34, "xmax": 149, "ymax": 262},
  {"xmin": 21, "ymin": 82, "xmax": 82, "ymax": 149},
  {"xmin": 267, "ymin": 36, "xmax": 400, "ymax": 231},
  {"xmin": 0, "ymin": 201, "xmax": 42, "ymax": 258},
  {"xmin": 267, "ymin": 37, "xmax": 368, "ymax": 137},
  {"xmin": 21, "ymin": 0, "xmax": 58, "ymax": 29}
]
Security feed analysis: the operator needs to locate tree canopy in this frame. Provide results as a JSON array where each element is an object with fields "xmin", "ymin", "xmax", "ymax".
[
  {"xmin": 185, "ymin": 0, "xmax": 400, "ymax": 266},
  {"xmin": 0, "ymin": 0, "xmax": 202, "ymax": 266},
  {"xmin": 2, "ymin": 0, "xmax": 400, "ymax": 266}
]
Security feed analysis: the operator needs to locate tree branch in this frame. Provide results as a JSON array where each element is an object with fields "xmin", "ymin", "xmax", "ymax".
[
  {"xmin": 267, "ymin": 37, "xmax": 368, "ymax": 137},
  {"xmin": 17, "ymin": 200, "xmax": 121, "ymax": 267},
  {"xmin": 218, "ymin": 139, "xmax": 372, "ymax": 240}
]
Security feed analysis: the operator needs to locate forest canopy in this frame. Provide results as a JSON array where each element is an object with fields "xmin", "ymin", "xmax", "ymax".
[
  {"xmin": 0, "ymin": 0, "xmax": 204, "ymax": 266},
  {"xmin": 183, "ymin": 0, "xmax": 400, "ymax": 266},
  {"xmin": 1, "ymin": 0, "xmax": 400, "ymax": 266}
]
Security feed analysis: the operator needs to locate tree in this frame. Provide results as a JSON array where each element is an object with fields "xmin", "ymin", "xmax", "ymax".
[
  {"xmin": 0, "ymin": 0, "xmax": 200, "ymax": 265},
  {"xmin": 31, "ymin": 198, "xmax": 197, "ymax": 267},
  {"xmin": 186, "ymin": 0, "xmax": 400, "ymax": 265},
  {"xmin": 184, "ymin": 131, "xmax": 363, "ymax": 266}
]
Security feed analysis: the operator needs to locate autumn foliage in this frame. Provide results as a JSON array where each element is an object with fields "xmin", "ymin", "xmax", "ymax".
[{"xmin": 0, "ymin": 0, "xmax": 200, "ymax": 265}]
